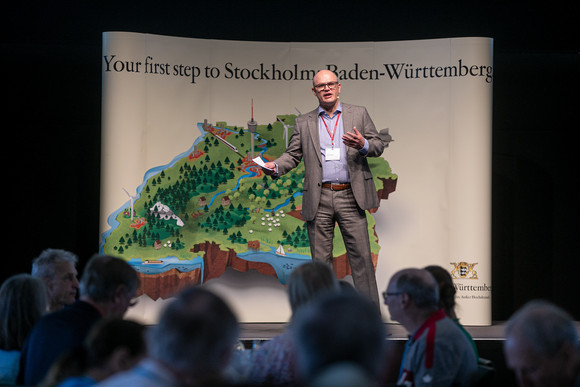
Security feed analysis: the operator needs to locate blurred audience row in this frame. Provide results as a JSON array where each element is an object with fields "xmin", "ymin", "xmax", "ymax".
[{"xmin": 1, "ymin": 249, "xmax": 578, "ymax": 386}]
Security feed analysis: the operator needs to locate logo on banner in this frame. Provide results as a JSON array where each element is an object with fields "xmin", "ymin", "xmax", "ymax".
[{"xmin": 450, "ymin": 261, "xmax": 478, "ymax": 280}]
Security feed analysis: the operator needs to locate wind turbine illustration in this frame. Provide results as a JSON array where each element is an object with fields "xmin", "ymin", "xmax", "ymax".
[
  {"xmin": 276, "ymin": 117, "xmax": 292, "ymax": 149},
  {"xmin": 122, "ymin": 188, "xmax": 137, "ymax": 221}
]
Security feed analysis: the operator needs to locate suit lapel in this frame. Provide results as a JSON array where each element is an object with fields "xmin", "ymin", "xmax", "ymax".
[
  {"xmin": 342, "ymin": 103, "xmax": 353, "ymax": 135},
  {"xmin": 341, "ymin": 103, "xmax": 356, "ymax": 157},
  {"xmin": 307, "ymin": 110, "xmax": 322, "ymax": 164}
]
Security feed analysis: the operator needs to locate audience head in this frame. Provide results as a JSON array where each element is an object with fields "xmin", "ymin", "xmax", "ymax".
[
  {"xmin": 0, "ymin": 274, "xmax": 48, "ymax": 350},
  {"xmin": 287, "ymin": 261, "xmax": 340, "ymax": 314},
  {"xmin": 79, "ymin": 254, "xmax": 140, "ymax": 318},
  {"xmin": 148, "ymin": 286, "xmax": 239, "ymax": 383},
  {"xmin": 504, "ymin": 300, "xmax": 580, "ymax": 387},
  {"xmin": 84, "ymin": 318, "xmax": 147, "ymax": 375},
  {"xmin": 31, "ymin": 248, "xmax": 79, "ymax": 312},
  {"xmin": 292, "ymin": 291, "xmax": 387, "ymax": 385},
  {"xmin": 424, "ymin": 265, "xmax": 457, "ymax": 319},
  {"xmin": 42, "ymin": 318, "xmax": 147, "ymax": 386},
  {"xmin": 383, "ymin": 268, "xmax": 439, "ymax": 329}
]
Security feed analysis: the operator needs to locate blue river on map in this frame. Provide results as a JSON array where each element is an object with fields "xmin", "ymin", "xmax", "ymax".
[{"xmin": 100, "ymin": 122, "xmax": 310, "ymax": 284}]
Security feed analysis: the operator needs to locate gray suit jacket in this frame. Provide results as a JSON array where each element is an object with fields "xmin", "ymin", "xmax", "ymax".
[{"xmin": 274, "ymin": 103, "xmax": 385, "ymax": 221}]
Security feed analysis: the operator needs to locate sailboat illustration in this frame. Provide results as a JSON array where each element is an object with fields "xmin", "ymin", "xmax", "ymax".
[{"xmin": 276, "ymin": 245, "xmax": 286, "ymax": 256}]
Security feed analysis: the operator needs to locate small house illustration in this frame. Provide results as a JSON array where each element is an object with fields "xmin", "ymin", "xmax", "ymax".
[
  {"xmin": 248, "ymin": 240, "xmax": 260, "ymax": 251},
  {"xmin": 154, "ymin": 239, "xmax": 162, "ymax": 250}
]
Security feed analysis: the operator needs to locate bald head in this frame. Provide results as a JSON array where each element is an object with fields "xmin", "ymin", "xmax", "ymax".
[{"xmin": 312, "ymin": 70, "xmax": 338, "ymax": 86}]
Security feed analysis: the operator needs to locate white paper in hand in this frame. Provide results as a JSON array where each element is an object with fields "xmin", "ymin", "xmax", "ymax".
[{"xmin": 252, "ymin": 156, "xmax": 275, "ymax": 171}]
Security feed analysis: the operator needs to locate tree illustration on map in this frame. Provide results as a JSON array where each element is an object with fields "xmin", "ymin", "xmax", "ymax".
[{"xmin": 101, "ymin": 114, "xmax": 397, "ymax": 300}]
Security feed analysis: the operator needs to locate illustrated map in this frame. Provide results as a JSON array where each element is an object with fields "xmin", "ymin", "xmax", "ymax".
[{"xmin": 100, "ymin": 114, "xmax": 397, "ymax": 299}]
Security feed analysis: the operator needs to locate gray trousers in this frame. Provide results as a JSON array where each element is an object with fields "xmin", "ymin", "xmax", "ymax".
[{"xmin": 306, "ymin": 186, "xmax": 380, "ymax": 308}]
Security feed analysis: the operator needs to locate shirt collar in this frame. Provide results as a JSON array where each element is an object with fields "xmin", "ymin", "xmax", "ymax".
[{"xmin": 318, "ymin": 102, "xmax": 342, "ymax": 118}]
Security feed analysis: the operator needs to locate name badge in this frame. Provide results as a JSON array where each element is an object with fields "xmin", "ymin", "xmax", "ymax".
[{"xmin": 325, "ymin": 147, "xmax": 341, "ymax": 161}]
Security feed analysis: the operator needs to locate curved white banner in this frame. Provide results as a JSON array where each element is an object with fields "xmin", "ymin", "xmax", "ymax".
[{"xmin": 101, "ymin": 32, "xmax": 493, "ymax": 325}]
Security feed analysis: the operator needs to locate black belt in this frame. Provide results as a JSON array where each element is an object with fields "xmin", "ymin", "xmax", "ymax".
[{"xmin": 322, "ymin": 182, "xmax": 351, "ymax": 191}]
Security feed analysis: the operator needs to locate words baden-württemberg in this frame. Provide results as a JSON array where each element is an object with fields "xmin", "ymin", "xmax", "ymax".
[{"xmin": 223, "ymin": 60, "xmax": 493, "ymax": 84}]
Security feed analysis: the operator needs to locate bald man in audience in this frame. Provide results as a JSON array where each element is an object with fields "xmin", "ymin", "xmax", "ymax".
[{"xmin": 384, "ymin": 268, "xmax": 478, "ymax": 386}]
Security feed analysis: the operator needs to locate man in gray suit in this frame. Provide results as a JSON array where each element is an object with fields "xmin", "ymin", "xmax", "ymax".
[{"xmin": 262, "ymin": 69, "xmax": 385, "ymax": 307}]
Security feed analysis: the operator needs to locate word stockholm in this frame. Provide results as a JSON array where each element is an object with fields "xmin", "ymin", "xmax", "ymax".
[{"xmin": 103, "ymin": 55, "xmax": 493, "ymax": 84}]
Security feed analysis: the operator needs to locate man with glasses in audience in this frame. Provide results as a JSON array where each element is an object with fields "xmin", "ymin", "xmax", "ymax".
[
  {"xmin": 384, "ymin": 268, "xmax": 478, "ymax": 386},
  {"xmin": 261, "ymin": 69, "xmax": 386, "ymax": 308}
]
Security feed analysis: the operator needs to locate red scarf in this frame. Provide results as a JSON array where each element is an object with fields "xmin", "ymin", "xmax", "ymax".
[{"xmin": 411, "ymin": 308, "xmax": 447, "ymax": 369}]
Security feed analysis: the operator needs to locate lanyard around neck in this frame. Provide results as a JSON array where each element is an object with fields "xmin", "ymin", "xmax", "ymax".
[{"xmin": 320, "ymin": 111, "xmax": 341, "ymax": 146}]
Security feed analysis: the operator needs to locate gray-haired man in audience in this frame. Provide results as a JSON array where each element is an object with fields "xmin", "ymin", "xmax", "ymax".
[
  {"xmin": 504, "ymin": 300, "xmax": 580, "ymax": 387},
  {"xmin": 31, "ymin": 248, "xmax": 80, "ymax": 312},
  {"xmin": 99, "ymin": 286, "xmax": 240, "ymax": 387}
]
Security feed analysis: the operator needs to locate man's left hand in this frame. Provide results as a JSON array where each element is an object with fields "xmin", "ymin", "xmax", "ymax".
[{"xmin": 342, "ymin": 127, "xmax": 365, "ymax": 150}]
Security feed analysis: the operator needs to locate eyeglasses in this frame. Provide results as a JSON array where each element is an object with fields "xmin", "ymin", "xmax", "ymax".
[
  {"xmin": 382, "ymin": 291, "xmax": 403, "ymax": 299},
  {"xmin": 313, "ymin": 81, "xmax": 339, "ymax": 91}
]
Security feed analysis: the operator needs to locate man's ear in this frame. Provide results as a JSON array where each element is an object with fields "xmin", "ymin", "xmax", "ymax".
[
  {"xmin": 112, "ymin": 284, "xmax": 127, "ymax": 303},
  {"xmin": 400, "ymin": 293, "xmax": 411, "ymax": 308}
]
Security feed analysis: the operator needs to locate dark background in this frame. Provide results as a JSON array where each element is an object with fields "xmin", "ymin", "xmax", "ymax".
[{"xmin": 3, "ymin": 1, "xmax": 578, "ymax": 321}]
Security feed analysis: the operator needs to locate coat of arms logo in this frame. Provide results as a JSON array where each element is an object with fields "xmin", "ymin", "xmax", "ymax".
[{"xmin": 450, "ymin": 261, "xmax": 478, "ymax": 279}]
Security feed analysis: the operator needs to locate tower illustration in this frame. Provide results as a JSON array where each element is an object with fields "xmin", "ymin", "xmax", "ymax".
[{"xmin": 247, "ymin": 99, "xmax": 258, "ymax": 160}]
